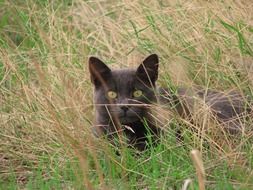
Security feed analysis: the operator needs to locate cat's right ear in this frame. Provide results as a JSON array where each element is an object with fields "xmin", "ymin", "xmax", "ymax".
[
  {"xmin": 136, "ymin": 54, "xmax": 159, "ymax": 86},
  {"xmin": 89, "ymin": 57, "xmax": 111, "ymax": 87}
]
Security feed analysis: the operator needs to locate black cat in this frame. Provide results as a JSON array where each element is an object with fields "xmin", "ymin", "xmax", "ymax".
[
  {"xmin": 89, "ymin": 54, "xmax": 252, "ymax": 150},
  {"xmin": 89, "ymin": 54, "xmax": 160, "ymax": 150}
]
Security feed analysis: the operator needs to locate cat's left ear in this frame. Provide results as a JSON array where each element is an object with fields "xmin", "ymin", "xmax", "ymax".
[
  {"xmin": 136, "ymin": 54, "xmax": 159, "ymax": 86},
  {"xmin": 89, "ymin": 56, "xmax": 112, "ymax": 87}
]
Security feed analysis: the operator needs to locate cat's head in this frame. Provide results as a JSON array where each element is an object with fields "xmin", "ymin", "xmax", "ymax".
[{"xmin": 88, "ymin": 54, "xmax": 159, "ymax": 124}]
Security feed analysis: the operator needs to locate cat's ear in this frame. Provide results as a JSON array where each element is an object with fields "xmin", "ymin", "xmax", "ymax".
[
  {"xmin": 136, "ymin": 54, "xmax": 159, "ymax": 86},
  {"xmin": 89, "ymin": 57, "xmax": 111, "ymax": 86}
]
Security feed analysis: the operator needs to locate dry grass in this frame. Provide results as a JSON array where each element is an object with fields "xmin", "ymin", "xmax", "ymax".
[{"xmin": 1, "ymin": 0, "xmax": 253, "ymax": 189}]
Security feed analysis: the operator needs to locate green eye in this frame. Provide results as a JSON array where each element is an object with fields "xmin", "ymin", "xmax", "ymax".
[
  {"xmin": 133, "ymin": 90, "xmax": 143, "ymax": 98},
  {"xmin": 107, "ymin": 91, "xmax": 117, "ymax": 99}
]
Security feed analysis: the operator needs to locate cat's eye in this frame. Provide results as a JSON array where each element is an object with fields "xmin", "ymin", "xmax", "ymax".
[
  {"xmin": 133, "ymin": 90, "xmax": 143, "ymax": 98},
  {"xmin": 107, "ymin": 91, "xmax": 117, "ymax": 99}
]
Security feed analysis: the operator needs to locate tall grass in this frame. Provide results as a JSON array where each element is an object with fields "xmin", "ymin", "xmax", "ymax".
[{"xmin": 0, "ymin": 0, "xmax": 253, "ymax": 189}]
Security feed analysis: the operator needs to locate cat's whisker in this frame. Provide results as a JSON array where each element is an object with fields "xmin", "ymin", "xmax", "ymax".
[{"xmin": 94, "ymin": 103, "xmax": 152, "ymax": 107}]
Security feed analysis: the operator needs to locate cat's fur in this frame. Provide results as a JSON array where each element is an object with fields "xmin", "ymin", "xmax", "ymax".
[
  {"xmin": 159, "ymin": 86, "xmax": 252, "ymax": 134},
  {"xmin": 89, "ymin": 54, "xmax": 160, "ymax": 150},
  {"xmin": 89, "ymin": 54, "xmax": 252, "ymax": 150}
]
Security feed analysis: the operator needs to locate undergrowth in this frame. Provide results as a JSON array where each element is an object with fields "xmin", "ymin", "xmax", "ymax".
[{"xmin": 0, "ymin": 0, "xmax": 253, "ymax": 189}]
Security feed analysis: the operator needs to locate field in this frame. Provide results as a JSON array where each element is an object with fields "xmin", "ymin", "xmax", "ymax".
[{"xmin": 1, "ymin": 0, "xmax": 253, "ymax": 189}]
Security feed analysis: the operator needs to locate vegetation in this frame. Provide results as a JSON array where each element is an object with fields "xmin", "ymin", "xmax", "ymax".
[{"xmin": 0, "ymin": 0, "xmax": 252, "ymax": 189}]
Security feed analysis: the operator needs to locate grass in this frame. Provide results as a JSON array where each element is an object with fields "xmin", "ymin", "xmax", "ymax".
[{"xmin": 0, "ymin": 0, "xmax": 253, "ymax": 189}]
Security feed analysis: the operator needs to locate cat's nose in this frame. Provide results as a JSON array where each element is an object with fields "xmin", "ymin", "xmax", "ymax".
[{"xmin": 120, "ymin": 106, "xmax": 129, "ymax": 112}]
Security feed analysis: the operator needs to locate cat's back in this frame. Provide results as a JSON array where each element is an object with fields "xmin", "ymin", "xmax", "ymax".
[{"xmin": 159, "ymin": 86, "xmax": 252, "ymax": 133}]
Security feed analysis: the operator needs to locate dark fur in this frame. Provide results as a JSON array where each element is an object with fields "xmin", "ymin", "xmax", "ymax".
[
  {"xmin": 89, "ymin": 54, "xmax": 160, "ymax": 150},
  {"xmin": 89, "ymin": 54, "xmax": 252, "ymax": 150},
  {"xmin": 159, "ymin": 86, "xmax": 252, "ymax": 134}
]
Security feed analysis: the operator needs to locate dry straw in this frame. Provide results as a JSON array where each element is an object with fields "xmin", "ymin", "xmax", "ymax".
[{"xmin": 190, "ymin": 149, "xmax": 205, "ymax": 190}]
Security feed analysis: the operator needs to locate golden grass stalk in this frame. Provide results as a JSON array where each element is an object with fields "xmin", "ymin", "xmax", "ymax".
[{"xmin": 190, "ymin": 149, "xmax": 205, "ymax": 190}]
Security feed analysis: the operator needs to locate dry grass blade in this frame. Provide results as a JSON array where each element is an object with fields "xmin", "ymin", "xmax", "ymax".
[
  {"xmin": 181, "ymin": 179, "xmax": 193, "ymax": 190},
  {"xmin": 190, "ymin": 149, "xmax": 205, "ymax": 190}
]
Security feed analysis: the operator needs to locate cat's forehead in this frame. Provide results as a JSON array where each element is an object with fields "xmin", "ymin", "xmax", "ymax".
[
  {"xmin": 111, "ymin": 69, "xmax": 136, "ymax": 80},
  {"xmin": 108, "ymin": 69, "xmax": 138, "ymax": 89}
]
